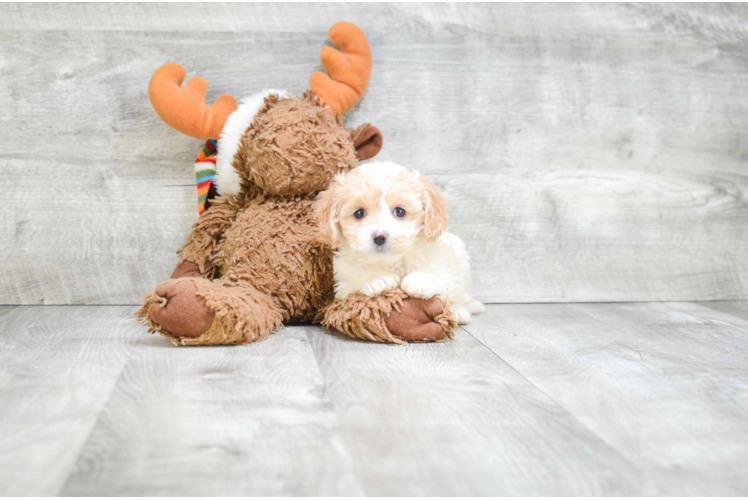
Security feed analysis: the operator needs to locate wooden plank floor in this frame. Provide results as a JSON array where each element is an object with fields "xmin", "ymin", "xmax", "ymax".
[{"xmin": 1, "ymin": 302, "xmax": 747, "ymax": 495}]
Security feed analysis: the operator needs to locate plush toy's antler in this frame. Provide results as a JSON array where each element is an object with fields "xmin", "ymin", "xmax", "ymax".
[
  {"xmin": 149, "ymin": 63, "xmax": 238, "ymax": 140},
  {"xmin": 310, "ymin": 22, "xmax": 372, "ymax": 115}
]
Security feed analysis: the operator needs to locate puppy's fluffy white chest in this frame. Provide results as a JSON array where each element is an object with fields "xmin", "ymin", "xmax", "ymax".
[{"xmin": 333, "ymin": 233, "xmax": 464, "ymax": 300}]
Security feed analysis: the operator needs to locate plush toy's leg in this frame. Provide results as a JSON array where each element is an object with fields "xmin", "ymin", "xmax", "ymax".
[
  {"xmin": 177, "ymin": 195, "xmax": 244, "ymax": 278},
  {"xmin": 320, "ymin": 289, "xmax": 456, "ymax": 345},
  {"xmin": 136, "ymin": 276, "xmax": 284, "ymax": 346}
]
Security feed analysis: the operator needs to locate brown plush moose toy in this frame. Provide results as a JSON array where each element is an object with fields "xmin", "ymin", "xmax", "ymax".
[{"xmin": 137, "ymin": 22, "xmax": 455, "ymax": 346}]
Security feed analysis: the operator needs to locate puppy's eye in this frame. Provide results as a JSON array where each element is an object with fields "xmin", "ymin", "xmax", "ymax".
[
  {"xmin": 393, "ymin": 207, "xmax": 406, "ymax": 218},
  {"xmin": 354, "ymin": 209, "xmax": 366, "ymax": 219}
]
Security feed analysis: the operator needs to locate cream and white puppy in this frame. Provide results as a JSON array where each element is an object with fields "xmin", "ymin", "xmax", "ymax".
[{"xmin": 314, "ymin": 161, "xmax": 484, "ymax": 324}]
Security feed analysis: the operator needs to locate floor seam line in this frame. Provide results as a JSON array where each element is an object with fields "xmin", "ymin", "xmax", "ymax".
[
  {"xmin": 55, "ymin": 325, "xmax": 146, "ymax": 495},
  {"xmin": 458, "ymin": 322, "xmax": 650, "ymax": 486},
  {"xmin": 302, "ymin": 325, "xmax": 369, "ymax": 496}
]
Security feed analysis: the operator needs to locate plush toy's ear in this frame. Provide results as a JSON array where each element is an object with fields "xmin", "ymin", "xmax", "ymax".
[
  {"xmin": 313, "ymin": 175, "xmax": 345, "ymax": 248},
  {"xmin": 420, "ymin": 176, "xmax": 448, "ymax": 242},
  {"xmin": 352, "ymin": 123, "xmax": 383, "ymax": 161}
]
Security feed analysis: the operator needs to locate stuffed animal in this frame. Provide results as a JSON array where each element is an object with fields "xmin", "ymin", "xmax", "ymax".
[{"xmin": 136, "ymin": 22, "xmax": 455, "ymax": 346}]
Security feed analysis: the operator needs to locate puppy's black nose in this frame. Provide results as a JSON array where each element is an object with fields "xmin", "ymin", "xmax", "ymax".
[{"xmin": 373, "ymin": 234, "xmax": 388, "ymax": 246}]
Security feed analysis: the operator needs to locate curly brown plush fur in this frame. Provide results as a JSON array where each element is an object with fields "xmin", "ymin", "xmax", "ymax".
[
  {"xmin": 218, "ymin": 196, "xmax": 334, "ymax": 322},
  {"xmin": 137, "ymin": 92, "xmax": 453, "ymax": 346},
  {"xmin": 237, "ymin": 93, "xmax": 357, "ymax": 197},
  {"xmin": 178, "ymin": 195, "xmax": 244, "ymax": 278},
  {"xmin": 320, "ymin": 290, "xmax": 456, "ymax": 344}
]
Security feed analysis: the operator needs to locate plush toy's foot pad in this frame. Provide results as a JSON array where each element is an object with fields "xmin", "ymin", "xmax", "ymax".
[
  {"xmin": 150, "ymin": 279, "xmax": 215, "ymax": 338},
  {"xmin": 385, "ymin": 297, "xmax": 448, "ymax": 342},
  {"xmin": 137, "ymin": 277, "xmax": 285, "ymax": 346}
]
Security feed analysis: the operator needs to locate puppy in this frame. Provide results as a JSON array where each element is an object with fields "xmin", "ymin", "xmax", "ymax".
[{"xmin": 314, "ymin": 160, "xmax": 484, "ymax": 325}]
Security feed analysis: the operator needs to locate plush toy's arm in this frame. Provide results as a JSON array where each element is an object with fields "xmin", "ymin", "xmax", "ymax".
[
  {"xmin": 320, "ymin": 290, "xmax": 456, "ymax": 344},
  {"xmin": 177, "ymin": 195, "xmax": 244, "ymax": 278}
]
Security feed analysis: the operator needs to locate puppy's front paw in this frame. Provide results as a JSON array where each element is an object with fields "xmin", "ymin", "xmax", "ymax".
[
  {"xmin": 453, "ymin": 305, "xmax": 471, "ymax": 325},
  {"xmin": 400, "ymin": 272, "xmax": 446, "ymax": 300},
  {"xmin": 362, "ymin": 276, "xmax": 400, "ymax": 297}
]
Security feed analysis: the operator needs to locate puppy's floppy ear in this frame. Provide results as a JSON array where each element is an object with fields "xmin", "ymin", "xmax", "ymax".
[
  {"xmin": 314, "ymin": 174, "xmax": 345, "ymax": 248},
  {"xmin": 351, "ymin": 123, "xmax": 383, "ymax": 161},
  {"xmin": 420, "ymin": 176, "xmax": 448, "ymax": 242}
]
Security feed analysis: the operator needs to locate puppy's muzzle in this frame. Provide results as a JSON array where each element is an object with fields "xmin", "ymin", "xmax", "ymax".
[{"xmin": 372, "ymin": 232, "xmax": 388, "ymax": 247}]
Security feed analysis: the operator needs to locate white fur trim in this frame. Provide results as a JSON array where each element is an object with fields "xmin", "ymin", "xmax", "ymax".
[{"xmin": 214, "ymin": 89, "xmax": 288, "ymax": 196}]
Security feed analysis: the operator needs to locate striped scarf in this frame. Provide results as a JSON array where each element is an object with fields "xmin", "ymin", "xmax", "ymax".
[{"xmin": 194, "ymin": 139, "xmax": 218, "ymax": 215}]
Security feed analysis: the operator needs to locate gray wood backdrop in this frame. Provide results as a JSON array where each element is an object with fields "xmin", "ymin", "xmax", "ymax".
[{"xmin": 1, "ymin": 3, "xmax": 747, "ymax": 305}]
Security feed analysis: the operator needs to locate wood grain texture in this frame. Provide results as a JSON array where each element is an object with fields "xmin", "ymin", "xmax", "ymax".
[
  {"xmin": 436, "ymin": 170, "xmax": 748, "ymax": 302},
  {"xmin": 61, "ymin": 326, "xmax": 362, "ymax": 496},
  {"xmin": 464, "ymin": 302, "xmax": 748, "ymax": 495},
  {"xmin": 304, "ymin": 325, "xmax": 646, "ymax": 495},
  {"xmin": 2, "ymin": 3, "xmax": 747, "ymax": 40},
  {"xmin": 0, "ymin": 306, "xmax": 138, "ymax": 496},
  {"xmin": 1, "ymin": 303, "xmax": 747, "ymax": 495},
  {"xmin": 1, "ymin": 3, "xmax": 748, "ymax": 304}
]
